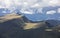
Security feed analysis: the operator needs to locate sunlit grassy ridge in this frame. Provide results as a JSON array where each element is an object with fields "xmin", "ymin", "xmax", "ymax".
[
  {"xmin": 24, "ymin": 22, "xmax": 46, "ymax": 30},
  {"xmin": 0, "ymin": 13, "xmax": 23, "ymax": 23}
]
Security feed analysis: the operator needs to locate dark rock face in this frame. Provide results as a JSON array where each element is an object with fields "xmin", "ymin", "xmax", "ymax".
[
  {"xmin": 45, "ymin": 20, "xmax": 60, "ymax": 27},
  {"xmin": 0, "ymin": 18, "xmax": 60, "ymax": 38}
]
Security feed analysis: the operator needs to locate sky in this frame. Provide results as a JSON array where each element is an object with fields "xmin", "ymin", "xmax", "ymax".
[
  {"xmin": 0, "ymin": 0, "xmax": 60, "ymax": 21},
  {"xmin": 0, "ymin": 0, "xmax": 60, "ymax": 8}
]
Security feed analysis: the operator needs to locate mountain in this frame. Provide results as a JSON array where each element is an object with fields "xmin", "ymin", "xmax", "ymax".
[
  {"xmin": 0, "ymin": 13, "xmax": 46, "ymax": 38},
  {"xmin": 0, "ymin": 13, "xmax": 60, "ymax": 38},
  {"xmin": 0, "ymin": 8, "xmax": 11, "ymax": 16}
]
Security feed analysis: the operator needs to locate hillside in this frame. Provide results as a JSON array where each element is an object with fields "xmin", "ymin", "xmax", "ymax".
[
  {"xmin": 0, "ymin": 13, "xmax": 60, "ymax": 38},
  {"xmin": 0, "ymin": 13, "xmax": 46, "ymax": 30}
]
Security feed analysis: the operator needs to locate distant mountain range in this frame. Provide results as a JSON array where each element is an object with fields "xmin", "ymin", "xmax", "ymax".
[{"xmin": 0, "ymin": 6, "xmax": 60, "ymax": 21}]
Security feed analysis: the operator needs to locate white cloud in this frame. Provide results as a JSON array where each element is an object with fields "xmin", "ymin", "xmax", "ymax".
[
  {"xmin": 20, "ymin": 11, "xmax": 33, "ymax": 14},
  {"xmin": 57, "ymin": 8, "xmax": 60, "ymax": 13},
  {"xmin": 48, "ymin": 0, "xmax": 59, "ymax": 6},
  {"xmin": 20, "ymin": 9, "xmax": 34, "ymax": 14},
  {"xmin": 22, "ymin": 11, "xmax": 33, "ymax": 14},
  {"xmin": 42, "ymin": 0, "xmax": 60, "ymax": 7},
  {"xmin": 31, "ymin": 3, "xmax": 40, "ymax": 8},
  {"xmin": 46, "ymin": 10, "xmax": 56, "ymax": 14},
  {"xmin": 0, "ymin": 5, "xmax": 5, "ymax": 8},
  {"xmin": 0, "ymin": 0, "xmax": 60, "ymax": 8}
]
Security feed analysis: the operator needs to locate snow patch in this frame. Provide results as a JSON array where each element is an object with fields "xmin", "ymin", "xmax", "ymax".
[{"xmin": 46, "ymin": 10, "xmax": 56, "ymax": 14}]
